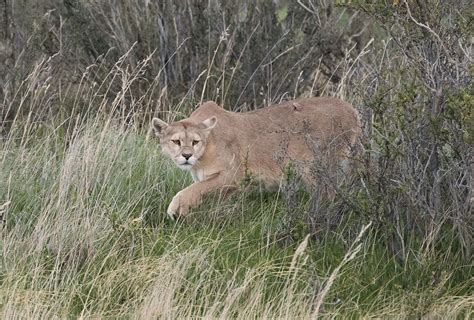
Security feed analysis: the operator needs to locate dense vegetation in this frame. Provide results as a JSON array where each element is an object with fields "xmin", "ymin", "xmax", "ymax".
[{"xmin": 1, "ymin": 0, "xmax": 472, "ymax": 318}]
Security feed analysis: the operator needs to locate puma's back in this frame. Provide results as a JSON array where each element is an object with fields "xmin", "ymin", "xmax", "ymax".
[{"xmin": 188, "ymin": 97, "xmax": 361, "ymax": 185}]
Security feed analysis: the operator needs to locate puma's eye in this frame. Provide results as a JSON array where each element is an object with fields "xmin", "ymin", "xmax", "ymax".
[
  {"xmin": 192, "ymin": 140, "xmax": 200, "ymax": 146},
  {"xmin": 172, "ymin": 140, "xmax": 181, "ymax": 146}
]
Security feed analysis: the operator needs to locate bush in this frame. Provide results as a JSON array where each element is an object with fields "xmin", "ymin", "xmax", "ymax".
[{"xmin": 335, "ymin": 0, "xmax": 473, "ymax": 260}]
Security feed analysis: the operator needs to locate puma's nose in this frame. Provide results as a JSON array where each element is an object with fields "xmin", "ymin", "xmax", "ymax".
[{"xmin": 182, "ymin": 153, "xmax": 192, "ymax": 160}]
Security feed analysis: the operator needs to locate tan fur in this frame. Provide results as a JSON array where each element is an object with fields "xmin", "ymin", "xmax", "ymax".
[{"xmin": 152, "ymin": 97, "xmax": 361, "ymax": 218}]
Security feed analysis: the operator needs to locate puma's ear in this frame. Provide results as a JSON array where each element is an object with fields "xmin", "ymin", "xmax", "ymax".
[
  {"xmin": 152, "ymin": 118, "xmax": 168, "ymax": 136},
  {"xmin": 199, "ymin": 116, "xmax": 217, "ymax": 131}
]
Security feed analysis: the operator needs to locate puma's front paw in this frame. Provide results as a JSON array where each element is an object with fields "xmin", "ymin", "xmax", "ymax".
[{"xmin": 166, "ymin": 191, "xmax": 192, "ymax": 219}]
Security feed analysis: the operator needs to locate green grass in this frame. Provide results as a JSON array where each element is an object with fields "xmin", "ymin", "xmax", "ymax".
[{"xmin": 0, "ymin": 118, "xmax": 472, "ymax": 318}]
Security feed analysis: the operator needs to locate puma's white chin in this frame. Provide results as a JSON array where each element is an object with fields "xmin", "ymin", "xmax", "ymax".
[{"xmin": 177, "ymin": 163, "xmax": 194, "ymax": 170}]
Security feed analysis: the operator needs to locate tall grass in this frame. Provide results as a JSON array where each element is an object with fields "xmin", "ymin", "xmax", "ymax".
[
  {"xmin": 1, "ymin": 1, "xmax": 473, "ymax": 317},
  {"xmin": 1, "ymin": 62, "xmax": 472, "ymax": 318},
  {"xmin": 0, "ymin": 106, "xmax": 351, "ymax": 317}
]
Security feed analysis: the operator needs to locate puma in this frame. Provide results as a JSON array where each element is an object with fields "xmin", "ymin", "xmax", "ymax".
[{"xmin": 152, "ymin": 97, "xmax": 361, "ymax": 219}]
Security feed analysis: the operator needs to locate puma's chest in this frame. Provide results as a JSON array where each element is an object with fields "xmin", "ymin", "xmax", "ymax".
[{"xmin": 191, "ymin": 168, "xmax": 205, "ymax": 182}]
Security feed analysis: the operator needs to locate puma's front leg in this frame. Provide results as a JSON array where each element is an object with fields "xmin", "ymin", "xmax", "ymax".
[
  {"xmin": 166, "ymin": 174, "xmax": 237, "ymax": 219},
  {"xmin": 167, "ymin": 188, "xmax": 201, "ymax": 219}
]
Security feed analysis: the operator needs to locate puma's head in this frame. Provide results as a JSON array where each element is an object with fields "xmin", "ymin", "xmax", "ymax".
[{"xmin": 152, "ymin": 116, "xmax": 217, "ymax": 170}]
